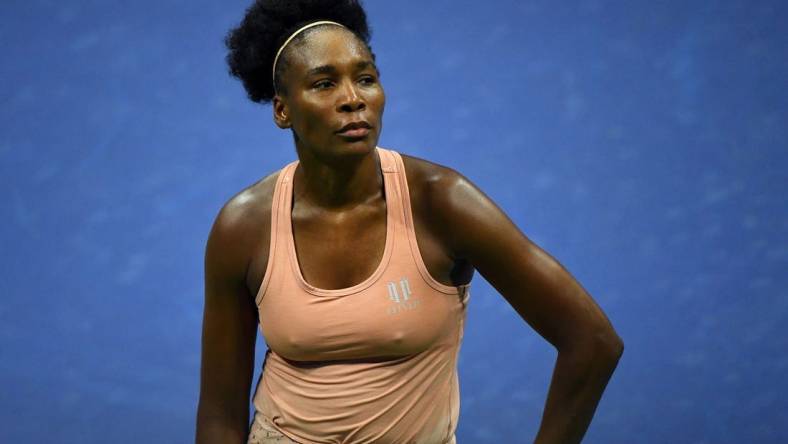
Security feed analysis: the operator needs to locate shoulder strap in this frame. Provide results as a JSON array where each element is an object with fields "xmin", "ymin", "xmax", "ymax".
[{"xmin": 256, "ymin": 161, "xmax": 297, "ymax": 305}]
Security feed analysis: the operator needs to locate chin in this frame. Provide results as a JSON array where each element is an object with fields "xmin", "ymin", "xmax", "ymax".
[{"xmin": 336, "ymin": 138, "xmax": 377, "ymax": 154}]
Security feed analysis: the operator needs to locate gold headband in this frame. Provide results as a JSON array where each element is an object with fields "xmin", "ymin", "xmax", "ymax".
[{"xmin": 272, "ymin": 20, "xmax": 347, "ymax": 91}]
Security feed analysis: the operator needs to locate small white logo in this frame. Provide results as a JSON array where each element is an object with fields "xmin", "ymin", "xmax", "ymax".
[
  {"xmin": 386, "ymin": 278, "xmax": 421, "ymax": 315},
  {"xmin": 387, "ymin": 277, "xmax": 412, "ymax": 302}
]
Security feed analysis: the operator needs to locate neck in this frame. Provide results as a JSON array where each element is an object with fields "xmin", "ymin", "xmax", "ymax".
[{"xmin": 292, "ymin": 145, "xmax": 382, "ymax": 210}]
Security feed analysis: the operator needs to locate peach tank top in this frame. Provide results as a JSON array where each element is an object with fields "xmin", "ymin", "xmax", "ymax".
[{"xmin": 251, "ymin": 147, "xmax": 471, "ymax": 444}]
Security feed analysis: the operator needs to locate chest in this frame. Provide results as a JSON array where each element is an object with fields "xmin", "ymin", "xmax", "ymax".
[
  {"xmin": 290, "ymin": 201, "xmax": 389, "ymax": 291},
  {"xmin": 246, "ymin": 194, "xmax": 463, "ymax": 298},
  {"xmin": 258, "ymin": 266, "xmax": 463, "ymax": 362}
]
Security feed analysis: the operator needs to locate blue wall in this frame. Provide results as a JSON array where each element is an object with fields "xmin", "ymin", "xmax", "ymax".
[{"xmin": 1, "ymin": 0, "xmax": 786, "ymax": 442}]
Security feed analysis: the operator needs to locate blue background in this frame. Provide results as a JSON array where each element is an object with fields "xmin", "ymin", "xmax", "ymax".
[{"xmin": 1, "ymin": 0, "xmax": 786, "ymax": 442}]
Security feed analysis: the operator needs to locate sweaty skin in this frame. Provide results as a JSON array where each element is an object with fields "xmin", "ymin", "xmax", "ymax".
[{"xmin": 196, "ymin": 25, "xmax": 623, "ymax": 444}]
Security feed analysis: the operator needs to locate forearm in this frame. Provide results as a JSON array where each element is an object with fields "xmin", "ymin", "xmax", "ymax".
[
  {"xmin": 533, "ymin": 339, "xmax": 623, "ymax": 444},
  {"xmin": 195, "ymin": 407, "xmax": 249, "ymax": 444}
]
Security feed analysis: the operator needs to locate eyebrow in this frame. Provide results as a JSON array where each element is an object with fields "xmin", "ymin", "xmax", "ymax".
[{"xmin": 305, "ymin": 60, "xmax": 378, "ymax": 77}]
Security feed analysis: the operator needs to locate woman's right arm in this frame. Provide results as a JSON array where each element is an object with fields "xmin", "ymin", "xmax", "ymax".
[{"xmin": 196, "ymin": 202, "xmax": 259, "ymax": 444}]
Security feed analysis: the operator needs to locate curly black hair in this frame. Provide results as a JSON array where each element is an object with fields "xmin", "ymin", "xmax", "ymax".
[{"xmin": 224, "ymin": 0, "xmax": 373, "ymax": 104}]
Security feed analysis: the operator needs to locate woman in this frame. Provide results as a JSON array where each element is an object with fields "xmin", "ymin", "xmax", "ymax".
[{"xmin": 196, "ymin": 1, "xmax": 624, "ymax": 443}]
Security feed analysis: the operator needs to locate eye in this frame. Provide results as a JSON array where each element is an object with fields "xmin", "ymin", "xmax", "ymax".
[
  {"xmin": 313, "ymin": 80, "xmax": 334, "ymax": 90},
  {"xmin": 359, "ymin": 75, "xmax": 377, "ymax": 85}
]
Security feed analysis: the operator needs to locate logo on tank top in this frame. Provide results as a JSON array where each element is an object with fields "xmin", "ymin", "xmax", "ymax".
[{"xmin": 385, "ymin": 277, "xmax": 422, "ymax": 315}]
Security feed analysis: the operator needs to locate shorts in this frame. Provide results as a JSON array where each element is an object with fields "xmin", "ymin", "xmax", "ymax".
[
  {"xmin": 246, "ymin": 413, "xmax": 457, "ymax": 444},
  {"xmin": 247, "ymin": 413, "xmax": 302, "ymax": 444}
]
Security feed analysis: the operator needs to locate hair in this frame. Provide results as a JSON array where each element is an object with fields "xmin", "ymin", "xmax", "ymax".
[{"xmin": 224, "ymin": 0, "xmax": 373, "ymax": 104}]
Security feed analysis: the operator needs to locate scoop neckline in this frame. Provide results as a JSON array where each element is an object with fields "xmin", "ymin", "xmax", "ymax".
[{"xmin": 284, "ymin": 147, "xmax": 395, "ymax": 296}]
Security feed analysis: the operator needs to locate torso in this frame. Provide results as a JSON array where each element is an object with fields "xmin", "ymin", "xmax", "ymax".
[{"xmin": 237, "ymin": 153, "xmax": 474, "ymax": 300}]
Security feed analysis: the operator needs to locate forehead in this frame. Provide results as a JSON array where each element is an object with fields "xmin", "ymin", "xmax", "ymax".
[{"xmin": 286, "ymin": 27, "xmax": 372, "ymax": 73}]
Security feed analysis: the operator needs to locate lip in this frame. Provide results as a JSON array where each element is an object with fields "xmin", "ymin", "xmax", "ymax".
[
  {"xmin": 336, "ymin": 127, "xmax": 371, "ymax": 138},
  {"xmin": 336, "ymin": 120, "xmax": 372, "ymax": 133}
]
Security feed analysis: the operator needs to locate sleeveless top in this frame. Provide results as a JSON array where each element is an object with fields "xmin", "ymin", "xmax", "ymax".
[{"xmin": 251, "ymin": 146, "xmax": 472, "ymax": 444}]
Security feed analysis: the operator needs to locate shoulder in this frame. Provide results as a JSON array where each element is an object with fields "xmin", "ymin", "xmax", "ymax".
[
  {"xmin": 205, "ymin": 167, "xmax": 283, "ymax": 280},
  {"xmin": 398, "ymin": 151, "xmax": 487, "ymax": 258},
  {"xmin": 398, "ymin": 151, "xmax": 469, "ymax": 200},
  {"xmin": 213, "ymin": 168, "xmax": 280, "ymax": 235}
]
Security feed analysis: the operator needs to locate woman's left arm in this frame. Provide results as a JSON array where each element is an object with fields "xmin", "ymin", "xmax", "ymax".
[{"xmin": 430, "ymin": 167, "xmax": 624, "ymax": 444}]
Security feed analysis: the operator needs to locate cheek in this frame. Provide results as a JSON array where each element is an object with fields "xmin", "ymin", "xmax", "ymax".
[
  {"xmin": 368, "ymin": 88, "xmax": 386, "ymax": 113},
  {"xmin": 294, "ymin": 106, "xmax": 330, "ymax": 137}
]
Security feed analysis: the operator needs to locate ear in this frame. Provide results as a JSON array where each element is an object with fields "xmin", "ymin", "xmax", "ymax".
[{"xmin": 273, "ymin": 95, "xmax": 291, "ymax": 129}]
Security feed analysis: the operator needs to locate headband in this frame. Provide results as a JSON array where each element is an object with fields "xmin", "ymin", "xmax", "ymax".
[{"xmin": 272, "ymin": 20, "xmax": 347, "ymax": 91}]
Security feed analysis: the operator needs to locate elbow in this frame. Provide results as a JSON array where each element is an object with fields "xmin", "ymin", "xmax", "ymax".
[
  {"xmin": 598, "ymin": 327, "xmax": 624, "ymax": 353},
  {"xmin": 596, "ymin": 331, "xmax": 624, "ymax": 363},
  {"xmin": 609, "ymin": 337, "xmax": 625, "ymax": 361},
  {"xmin": 563, "ymin": 328, "xmax": 624, "ymax": 362}
]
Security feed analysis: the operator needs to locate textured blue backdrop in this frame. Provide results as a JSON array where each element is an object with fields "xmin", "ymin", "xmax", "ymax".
[{"xmin": 1, "ymin": 0, "xmax": 786, "ymax": 443}]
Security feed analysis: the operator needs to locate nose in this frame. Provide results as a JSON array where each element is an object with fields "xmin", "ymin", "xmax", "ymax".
[{"xmin": 337, "ymin": 79, "xmax": 366, "ymax": 113}]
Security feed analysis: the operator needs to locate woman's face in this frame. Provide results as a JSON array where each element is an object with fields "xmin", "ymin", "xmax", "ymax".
[{"xmin": 273, "ymin": 27, "xmax": 385, "ymax": 160}]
